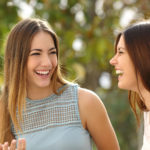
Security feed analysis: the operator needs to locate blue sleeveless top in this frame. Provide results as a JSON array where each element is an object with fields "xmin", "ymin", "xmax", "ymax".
[{"xmin": 12, "ymin": 83, "xmax": 92, "ymax": 150}]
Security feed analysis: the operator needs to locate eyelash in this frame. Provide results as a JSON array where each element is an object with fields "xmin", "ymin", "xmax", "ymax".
[
  {"xmin": 118, "ymin": 51, "xmax": 124, "ymax": 54},
  {"xmin": 31, "ymin": 53, "xmax": 40, "ymax": 56},
  {"xmin": 30, "ymin": 51, "xmax": 57, "ymax": 56},
  {"xmin": 117, "ymin": 50, "xmax": 124, "ymax": 55},
  {"xmin": 50, "ymin": 51, "xmax": 57, "ymax": 54}
]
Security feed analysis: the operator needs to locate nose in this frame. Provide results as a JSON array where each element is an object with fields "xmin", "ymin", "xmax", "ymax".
[
  {"xmin": 41, "ymin": 54, "xmax": 52, "ymax": 67},
  {"xmin": 109, "ymin": 54, "xmax": 117, "ymax": 66}
]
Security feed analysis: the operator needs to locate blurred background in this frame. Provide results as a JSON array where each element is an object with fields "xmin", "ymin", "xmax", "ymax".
[{"xmin": 0, "ymin": 0, "xmax": 150, "ymax": 149}]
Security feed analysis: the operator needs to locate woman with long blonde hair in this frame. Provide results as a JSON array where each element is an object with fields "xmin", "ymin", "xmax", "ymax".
[{"xmin": 0, "ymin": 18, "xmax": 120, "ymax": 150}]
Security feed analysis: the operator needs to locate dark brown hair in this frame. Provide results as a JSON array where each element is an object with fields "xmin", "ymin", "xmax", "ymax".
[{"xmin": 115, "ymin": 21, "xmax": 150, "ymax": 124}]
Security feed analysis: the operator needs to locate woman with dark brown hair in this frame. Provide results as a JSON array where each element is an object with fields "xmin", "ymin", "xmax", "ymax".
[
  {"xmin": 110, "ymin": 20, "xmax": 150, "ymax": 150},
  {"xmin": 0, "ymin": 18, "xmax": 120, "ymax": 150}
]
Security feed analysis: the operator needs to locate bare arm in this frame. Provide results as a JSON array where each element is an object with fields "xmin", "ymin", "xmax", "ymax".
[{"xmin": 78, "ymin": 88, "xmax": 120, "ymax": 150}]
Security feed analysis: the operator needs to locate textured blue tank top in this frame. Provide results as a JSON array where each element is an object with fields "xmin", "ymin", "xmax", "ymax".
[{"xmin": 12, "ymin": 83, "xmax": 92, "ymax": 150}]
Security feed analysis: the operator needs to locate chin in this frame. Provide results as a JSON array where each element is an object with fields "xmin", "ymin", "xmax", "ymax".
[
  {"xmin": 118, "ymin": 83, "xmax": 130, "ymax": 90},
  {"xmin": 40, "ymin": 83, "xmax": 51, "ymax": 87},
  {"xmin": 37, "ymin": 82, "xmax": 51, "ymax": 88}
]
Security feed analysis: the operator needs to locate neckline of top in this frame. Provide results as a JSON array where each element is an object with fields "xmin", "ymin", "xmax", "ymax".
[{"xmin": 26, "ymin": 84, "xmax": 68, "ymax": 103}]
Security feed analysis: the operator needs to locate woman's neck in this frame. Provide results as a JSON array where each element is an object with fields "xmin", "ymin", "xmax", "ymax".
[
  {"xmin": 26, "ymin": 82, "xmax": 63, "ymax": 100},
  {"xmin": 27, "ymin": 85, "xmax": 53, "ymax": 100}
]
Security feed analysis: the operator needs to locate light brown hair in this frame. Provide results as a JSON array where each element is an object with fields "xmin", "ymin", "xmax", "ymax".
[{"xmin": 0, "ymin": 18, "xmax": 67, "ymax": 143}]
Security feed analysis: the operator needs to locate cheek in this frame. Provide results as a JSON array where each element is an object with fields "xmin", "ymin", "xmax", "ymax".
[
  {"xmin": 127, "ymin": 68, "xmax": 138, "ymax": 87},
  {"xmin": 52, "ymin": 57, "xmax": 58, "ymax": 68},
  {"xmin": 127, "ymin": 67, "xmax": 136, "ymax": 82},
  {"xmin": 27, "ymin": 57, "xmax": 39, "ymax": 68},
  {"xmin": 125, "ymin": 56, "xmax": 135, "ymax": 76},
  {"xmin": 128, "ymin": 63, "xmax": 136, "ymax": 77},
  {"xmin": 26, "ymin": 60, "xmax": 37, "ymax": 77}
]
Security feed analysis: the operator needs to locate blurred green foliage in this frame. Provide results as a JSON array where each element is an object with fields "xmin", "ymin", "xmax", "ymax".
[{"xmin": 0, "ymin": 0, "xmax": 150, "ymax": 149}]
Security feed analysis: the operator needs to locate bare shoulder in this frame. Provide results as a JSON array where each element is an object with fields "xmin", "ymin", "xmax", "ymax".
[
  {"xmin": 78, "ymin": 87, "xmax": 120, "ymax": 150},
  {"xmin": 78, "ymin": 87, "xmax": 106, "ymax": 113},
  {"xmin": 78, "ymin": 87, "xmax": 107, "ymax": 129},
  {"xmin": 78, "ymin": 87, "xmax": 98, "ymax": 98}
]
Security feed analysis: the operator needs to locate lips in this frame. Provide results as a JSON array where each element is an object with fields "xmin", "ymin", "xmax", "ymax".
[
  {"xmin": 36, "ymin": 70, "xmax": 50, "ymax": 75},
  {"xmin": 116, "ymin": 70, "xmax": 123, "ymax": 75},
  {"xmin": 115, "ymin": 70, "xmax": 124, "ymax": 81}
]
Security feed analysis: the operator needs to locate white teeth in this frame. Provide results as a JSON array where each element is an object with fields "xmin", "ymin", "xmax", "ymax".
[
  {"xmin": 116, "ymin": 70, "xmax": 123, "ymax": 75},
  {"xmin": 36, "ymin": 71, "xmax": 49, "ymax": 75}
]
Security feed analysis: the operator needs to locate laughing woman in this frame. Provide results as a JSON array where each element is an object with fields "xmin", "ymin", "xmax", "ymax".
[
  {"xmin": 110, "ymin": 20, "xmax": 150, "ymax": 150},
  {"xmin": 0, "ymin": 18, "xmax": 120, "ymax": 150}
]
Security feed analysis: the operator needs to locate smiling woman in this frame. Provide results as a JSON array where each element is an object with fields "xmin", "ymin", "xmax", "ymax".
[
  {"xmin": 26, "ymin": 31, "xmax": 58, "ymax": 100},
  {"xmin": 110, "ymin": 35, "xmax": 138, "ymax": 91},
  {"xmin": 0, "ymin": 18, "xmax": 120, "ymax": 150},
  {"xmin": 110, "ymin": 20, "xmax": 150, "ymax": 150}
]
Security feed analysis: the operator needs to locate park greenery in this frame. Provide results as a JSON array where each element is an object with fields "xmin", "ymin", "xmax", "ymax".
[{"xmin": 0, "ymin": 0, "xmax": 150, "ymax": 149}]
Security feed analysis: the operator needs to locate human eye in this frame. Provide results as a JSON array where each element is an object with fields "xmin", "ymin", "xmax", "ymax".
[
  {"xmin": 117, "ymin": 48, "xmax": 124, "ymax": 55},
  {"xmin": 118, "ymin": 50, "xmax": 124, "ymax": 54},
  {"xmin": 49, "ymin": 49, "xmax": 57, "ymax": 55},
  {"xmin": 51, "ymin": 51, "xmax": 57, "ymax": 54},
  {"xmin": 30, "ymin": 52, "xmax": 40, "ymax": 56}
]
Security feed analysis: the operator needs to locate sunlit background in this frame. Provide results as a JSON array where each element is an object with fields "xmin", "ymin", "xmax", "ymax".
[{"xmin": 0, "ymin": 0, "xmax": 150, "ymax": 149}]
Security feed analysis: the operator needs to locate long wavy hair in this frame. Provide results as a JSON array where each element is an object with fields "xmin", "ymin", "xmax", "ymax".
[
  {"xmin": 0, "ymin": 18, "xmax": 67, "ymax": 144},
  {"xmin": 115, "ymin": 21, "xmax": 150, "ymax": 125}
]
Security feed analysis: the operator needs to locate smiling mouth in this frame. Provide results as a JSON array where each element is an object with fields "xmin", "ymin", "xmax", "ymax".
[
  {"xmin": 116, "ymin": 70, "xmax": 123, "ymax": 76},
  {"xmin": 36, "ymin": 70, "xmax": 50, "ymax": 75}
]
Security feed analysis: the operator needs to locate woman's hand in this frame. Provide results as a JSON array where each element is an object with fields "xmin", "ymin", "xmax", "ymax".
[{"xmin": 0, "ymin": 138, "xmax": 26, "ymax": 150}]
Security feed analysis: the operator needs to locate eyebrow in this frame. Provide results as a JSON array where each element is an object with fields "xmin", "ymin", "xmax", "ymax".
[
  {"xmin": 30, "ymin": 47, "xmax": 56, "ymax": 52},
  {"xmin": 117, "ymin": 47, "xmax": 126, "ymax": 50}
]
